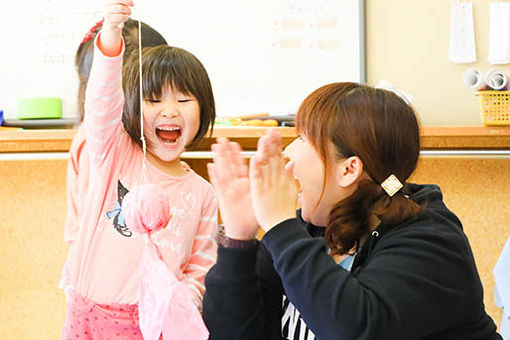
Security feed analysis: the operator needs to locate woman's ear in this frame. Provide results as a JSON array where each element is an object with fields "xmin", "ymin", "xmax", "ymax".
[{"xmin": 335, "ymin": 156, "xmax": 363, "ymax": 188}]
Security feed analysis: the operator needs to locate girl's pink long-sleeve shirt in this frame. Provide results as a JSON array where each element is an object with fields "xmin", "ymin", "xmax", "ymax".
[{"xmin": 64, "ymin": 36, "xmax": 218, "ymax": 305}]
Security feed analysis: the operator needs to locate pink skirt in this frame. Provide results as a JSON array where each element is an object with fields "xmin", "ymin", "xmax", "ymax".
[{"xmin": 61, "ymin": 291, "xmax": 146, "ymax": 340}]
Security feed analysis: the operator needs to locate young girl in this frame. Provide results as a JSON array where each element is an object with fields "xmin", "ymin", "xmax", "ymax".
[
  {"xmin": 203, "ymin": 83, "xmax": 502, "ymax": 339},
  {"xmin": 61, "ymin": 0, "xmax": 217, "ymax": 338},
  {"xmin": 62, "ymin": 17, "xmax": 167, "ymax": 265}
]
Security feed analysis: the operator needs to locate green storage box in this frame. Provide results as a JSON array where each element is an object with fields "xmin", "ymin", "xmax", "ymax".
[{"xmin": 17, "ymin": 97, "xmax": 62, "ymax": 119}]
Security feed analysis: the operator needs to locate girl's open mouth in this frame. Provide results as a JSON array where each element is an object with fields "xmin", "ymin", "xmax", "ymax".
[{"xmin": 155, "ymin": 125, "xmax": 182, "ymax": 144}]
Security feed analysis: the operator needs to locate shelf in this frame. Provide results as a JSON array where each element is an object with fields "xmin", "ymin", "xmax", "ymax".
[{"xmin": 1, "ymin": 126, "xmax": 510, "ymax": 153}]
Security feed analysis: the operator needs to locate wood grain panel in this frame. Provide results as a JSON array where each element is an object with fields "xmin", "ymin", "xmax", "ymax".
[
  {"xmin": 0, "ymin": 160, "xmax": 68, "ymax": 339},
  {"xmin": 411, "ymin": 157, "xmax": 510, "ymax": 326}
]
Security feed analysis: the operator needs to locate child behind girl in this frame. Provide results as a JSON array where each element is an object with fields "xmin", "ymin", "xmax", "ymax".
[{"xmin": 61, "ymin": 0, "xmax": 218, "ymax": 338}]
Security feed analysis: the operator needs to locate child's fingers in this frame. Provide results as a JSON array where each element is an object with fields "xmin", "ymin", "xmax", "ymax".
[
  {"xmin": 105, "ymin": 14, "xmax": 129, "ymax": 24},
  {"xmin": 103, "ymin": 0, "xmax": 133, "ymax": 28},
  {"xmin": 104, "ymin": 0, "xmax": 133, "ymax": 16},
  {"xmin": 105, "ymin": 0, "xmax": 134, "ymax": 7},
  {"xmin": 108, "ymin": 4, "xmax": 132, "ymax": 15}
]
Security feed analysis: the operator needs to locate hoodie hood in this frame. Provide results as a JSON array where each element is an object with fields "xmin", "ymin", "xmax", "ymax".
[{"xmin": 407, "ymin": 183, "xmax": 443, "ymax": 205}]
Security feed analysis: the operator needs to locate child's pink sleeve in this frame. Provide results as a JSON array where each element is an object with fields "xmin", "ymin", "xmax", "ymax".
[
  {"xmin": 64, "ymin": 154, "xmax": 80, "ymax": 243},
  {"xmin": 83, "ymin": 33, "xmax": 125, "ymax": 169},
  {"xmin": 63, "ymin": 126, "xmax": 87, "ymax": 244},
  {"xmin": 182, "ymin": 188, "xmax": 218, "ymax": 306}
]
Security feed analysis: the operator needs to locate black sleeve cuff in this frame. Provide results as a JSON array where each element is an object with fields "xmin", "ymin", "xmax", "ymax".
[
  {"xmin": 215, "ymin": 242, "xmax": 260, "ymax": 277},
  {"xmin": 216, "ymin": 232, "xmax": 258, "ymax": 249},
  {"xmin": 261, "ymin": 218, "xmax": 312, "ymax": 258}
]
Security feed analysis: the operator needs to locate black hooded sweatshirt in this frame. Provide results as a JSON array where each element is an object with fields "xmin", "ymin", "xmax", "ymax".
[{"xmin": 203, "ymin": 184, "xmax": 501, "ymax": 340}]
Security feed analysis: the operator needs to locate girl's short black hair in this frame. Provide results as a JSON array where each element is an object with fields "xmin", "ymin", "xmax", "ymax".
[{"xmin": 122, "ymin": 45, "xmax": 215, "ymax": 150}]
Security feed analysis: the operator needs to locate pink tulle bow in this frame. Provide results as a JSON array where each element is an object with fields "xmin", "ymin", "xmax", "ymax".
[{"xmin": 122, "ymin": 183, "xmax": 171, "ymax": 235}]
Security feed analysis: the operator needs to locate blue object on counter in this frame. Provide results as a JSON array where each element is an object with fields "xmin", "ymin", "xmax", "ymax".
[{"xmin": 0, "ymin": 110, "xmax": 4, "ymax": 126}]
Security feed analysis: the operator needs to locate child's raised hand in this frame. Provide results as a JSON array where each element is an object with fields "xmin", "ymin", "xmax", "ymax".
[
  {"xmin": 249, "ymin": 128, "xmax": 298, "ymax": 232},
  {"xmin": 99, "ymin": 0, "xmax": 134, "ymax": 56},
  {"xmin": 103, "ymin": 0, "xmax": 133, "ymax": 30},
  {"xmin": 208, "ymin": 138, "xmax": 259, "ymax": 240}
]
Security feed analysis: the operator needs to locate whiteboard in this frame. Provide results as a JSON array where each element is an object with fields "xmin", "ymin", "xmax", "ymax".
[{"xmin": 0, "ymin": 0, "xmax": 365, "ymax": 119}]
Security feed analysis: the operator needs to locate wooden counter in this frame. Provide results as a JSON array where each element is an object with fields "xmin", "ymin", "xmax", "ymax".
[
  {"xmin": 1, "ymin": 126, "xmax": 510, "ymax": 152},
  {"xmin": 1, "ymin": 126, "xmax": 508, "ymax": 338}
]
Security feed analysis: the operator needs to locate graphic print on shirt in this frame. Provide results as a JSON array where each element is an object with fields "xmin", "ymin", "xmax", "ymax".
[
  {"xmin": 149, "ymin": 191, "xmax": 199, "ymax": 258},
  {"xmin": 281, "ymin": 295, "xmax": 316, "ymax": 340},
  {"xmin": 105, "ymin": 180, "xmax": 132, "ymax": 237}
]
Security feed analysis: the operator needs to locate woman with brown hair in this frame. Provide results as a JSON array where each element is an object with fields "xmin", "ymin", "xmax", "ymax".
[{"xmin": 203, "ymin": 82, "xmax": 501, "ymax": 339}]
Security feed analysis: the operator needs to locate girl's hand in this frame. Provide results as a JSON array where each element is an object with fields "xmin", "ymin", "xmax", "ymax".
[
  {"xmin": 208, "ymin": 138, "xmax": 259, "ymax": 240},
  {"xmin": 249, "ymin": 128, "xmax": 298, "ymax": 232},
  {"xmin": 99, "ymin": 0, "xmax": 134, "ymax": 56}
]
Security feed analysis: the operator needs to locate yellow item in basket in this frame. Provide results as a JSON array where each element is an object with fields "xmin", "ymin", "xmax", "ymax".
[{"xmin": 475, "ymin": 91, "xmax": 510, "ymax": 126}]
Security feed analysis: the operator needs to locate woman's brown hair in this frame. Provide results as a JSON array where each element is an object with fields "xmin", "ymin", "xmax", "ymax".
[
  {"xmin": 296, "ymin": 82, "xmax": 422, "ymax": 255},
  {"xmin": 75, "ymin": 19, "xmax": 167, "ymax": 122},
  {"xmin": 122, "ymin": 45, "xmax": 215, "ymax": 149}
]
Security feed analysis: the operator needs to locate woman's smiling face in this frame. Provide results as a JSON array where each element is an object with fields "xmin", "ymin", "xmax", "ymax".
[{"xmin": 284, "ymin": 134, "xmax": 345, "ymax": 226}]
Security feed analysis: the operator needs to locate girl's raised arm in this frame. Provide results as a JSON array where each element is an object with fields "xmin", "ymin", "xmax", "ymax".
[{"xmin": 84, "ymin": 0, "xmax": 133, "ymax": 170}]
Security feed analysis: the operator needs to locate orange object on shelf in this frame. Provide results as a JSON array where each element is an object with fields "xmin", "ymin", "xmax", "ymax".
[
  {"xmin": 240, "ymin": 119, "xmax": 264, "ymax": 126},
  {"xmin": 262, "ymin": 119, "xmax": 278, "ymax": 126}
]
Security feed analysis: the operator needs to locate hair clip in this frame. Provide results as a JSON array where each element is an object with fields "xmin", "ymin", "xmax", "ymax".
[
  {"xmin": 375, "ymin": 80, "xmax": 413, "ymax": 105},
  {"xmin": 381, "ymin": 174, "xmax": 403, "ymax": 197},
  {"xmin": 81, "ymin": 18, "xmax": 105, "ymax": 45}
]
